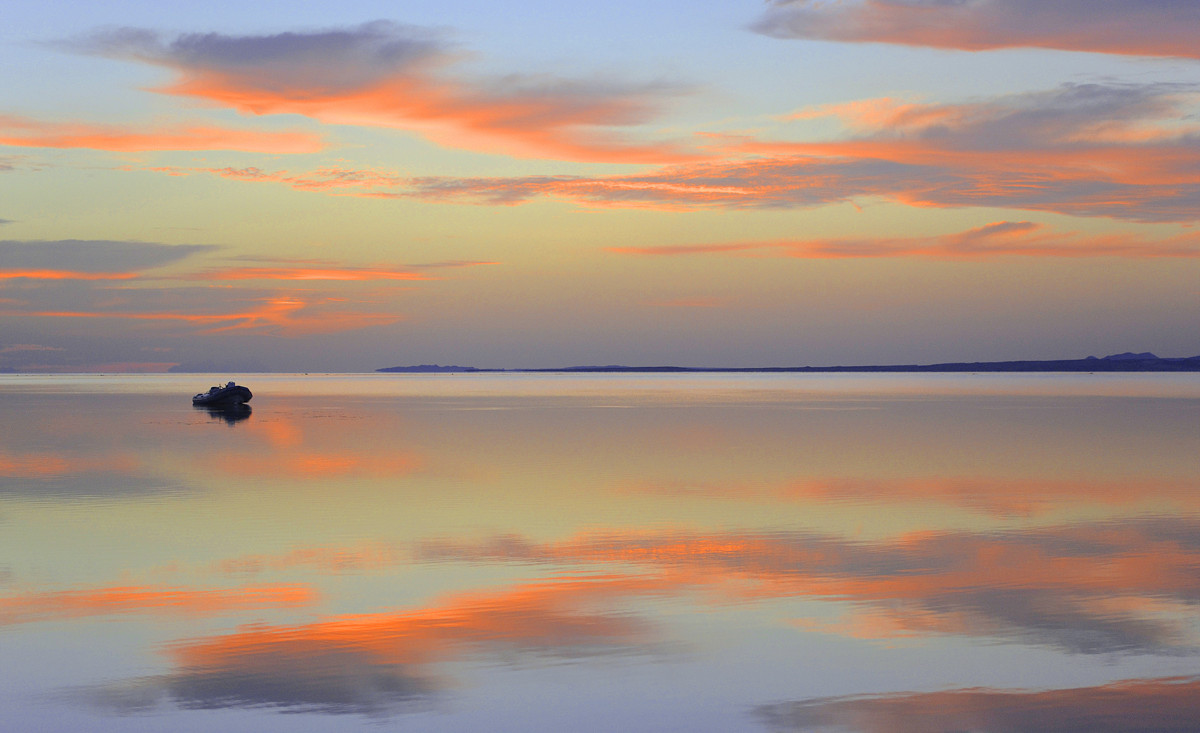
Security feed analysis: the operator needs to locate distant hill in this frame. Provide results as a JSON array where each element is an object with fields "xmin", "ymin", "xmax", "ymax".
[
  {"xmin": 379, "ymin": 353, "xmax": 1200, "ymax": 373},
  {"xmin": 376, "ymin": 364, "xmax": 490, "ymax": 373}
]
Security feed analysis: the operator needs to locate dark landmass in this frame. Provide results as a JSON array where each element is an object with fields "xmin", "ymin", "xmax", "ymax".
[
  {"xmin": 169, "ymin": 360, "xmax": 269, "ymax": 373},
  {"xmin": 379, "ymin": 353, "xmax": 1200, "ymax": 374},
  {"xmin": 376, "ymin": 364, "xmax": 488, "ymax": 373}
]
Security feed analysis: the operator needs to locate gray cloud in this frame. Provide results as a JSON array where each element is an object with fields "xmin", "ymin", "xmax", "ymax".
[
  {"xmin": 69, "ymin": 21, "xmax": 447, "ymax": 95},
  {"xmin": 0, "ymin": 240, "xmax": 216, "ymax": 274},
  {"xmin": 751, "ymin": 0, "xmax": 1200, "ymax": 59}
]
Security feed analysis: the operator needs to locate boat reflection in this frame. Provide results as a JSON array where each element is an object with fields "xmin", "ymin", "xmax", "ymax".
[{"xmin": 194, "ymin": 401, "xmax": 252, "ymax": 425}]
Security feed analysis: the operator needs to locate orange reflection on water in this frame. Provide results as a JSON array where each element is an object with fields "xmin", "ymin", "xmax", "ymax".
[
  {"xmin": 615, "ymin": 473, "xmax": 1200, "ymax": 522},
  {"xmin": 0, "ymin": 449, "xmax": 139, "ymax": 478},
  {"xmin": 418, "ymin": 519, "xmax": 1200, "ymax": 653},
  {"xmin": 0, "ymin": 584, "xmax": 317, "ymax": 626},
  {"xmin": 126, "ymin": 575, "xmax": 662, "ymax": 713},
  {"xmin": 172, "ymin": 574, "xmax": 657, "ymax": 671}
]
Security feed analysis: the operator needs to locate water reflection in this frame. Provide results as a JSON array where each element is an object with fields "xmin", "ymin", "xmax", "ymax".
[
  {"xmin": 0, "ymin": 375, "xmax": 1196, "ymax": 730},
  {"xmin": 417, "ymin": 518, "xmax": 1200, "ymax": 655},
  {"xmin": 194, "ymin": 402, "xmax": 252, "ymax": 425},
  {"xmin": 0, "ymin": 584, "xmax": 314, "ymax": 626},
  {"xmin": 86, "ymin": 576, "xmax": 659, "ymax": 715},
  {"xmin": 755, "ymin": 677, "xmax": 1200, "ymax": 733}
]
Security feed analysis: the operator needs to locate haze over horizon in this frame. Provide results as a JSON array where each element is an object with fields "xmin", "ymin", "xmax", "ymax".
[{"xmin": 2, "ymin": 1, "xmax": 1198, "ymax": 372}]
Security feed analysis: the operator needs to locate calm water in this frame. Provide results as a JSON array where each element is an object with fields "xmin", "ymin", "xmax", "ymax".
[{"xmin": 2, "ymin": 373, "xmax": 1198, "ymax": 732}]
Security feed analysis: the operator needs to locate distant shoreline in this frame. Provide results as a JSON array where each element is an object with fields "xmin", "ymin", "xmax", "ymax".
[{"xmin": 378, "ymin": 353, "xmax": 1200, "ymax": 374}]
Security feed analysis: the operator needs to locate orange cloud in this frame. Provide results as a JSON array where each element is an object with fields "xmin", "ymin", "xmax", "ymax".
[
  {"xmin": 79, "ymin": 22, "xmax": 694, "ymax": 163},
  {"xmin": 203, "ymin": 165, "xmax": 407, "ymax": 192},
  {"xmin": 0, "ymin": 269, "xmax": 140, "ymax": 280},
  {"xmin": 387, "ymin": 84, "xmax": 1200, "ymax": 223},
  {"xmin": 609, "ymin": 222, "xmax": 1200, "ymax": 260},
  {"xmin": 0, "ymin": 584, "xmax": 316, "ymax": 626},
  {"xmin": 5, "ymin": 294, "xmax": 401, "ymax": 337},
  {"xmin": 215, "ymin": 542, "xmax": 402, "ymax": 576},
  {"xmin": 751, "ymin": 0, "xmax": 1200, "ymax": 59},
  {"xmin": 198, "ymin": 266, "xmax": 433, "ymax": 282},
  {"xmin": 0, "ymin": 114, "xmax": 322, "ymax": 153}
]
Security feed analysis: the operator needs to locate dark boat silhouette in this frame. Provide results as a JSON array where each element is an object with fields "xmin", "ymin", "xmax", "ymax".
[{"xmin": 192, "ymin": 381, "xmax": 252, "ymax": 406}]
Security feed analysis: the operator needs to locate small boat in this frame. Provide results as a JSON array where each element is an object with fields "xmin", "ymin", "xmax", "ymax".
[{"xmin": 192, "ymin": 381, "xmax": 252, "ymax": 406}]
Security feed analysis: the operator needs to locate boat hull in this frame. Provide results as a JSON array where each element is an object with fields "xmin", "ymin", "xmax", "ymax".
[{"xmin": 192, "ymin": 385, "xmax": 253, "ymax": 406}]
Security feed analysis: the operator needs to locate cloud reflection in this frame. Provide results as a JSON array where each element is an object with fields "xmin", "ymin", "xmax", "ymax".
[
  {"xmin": 623, "ymin": 475, "xmax": 1200, "ymax": 518},
  {"xmin": 755, "ymin": 677, "xmax": 1200, "ymax": 733},
  {"xmin": 418, "ymin": 518, "xmax": 1200, "ymax": 655},
  {"xmin": 0, "ymin": 584, "xmax": 315, "ymax": 626},
  {"xmin": 0, "ymin": 448, "xmax": 178, "ymax": 498},
  {"xmin": 90, "ymin": 576, "xmax": 659, "ymax": 715}
]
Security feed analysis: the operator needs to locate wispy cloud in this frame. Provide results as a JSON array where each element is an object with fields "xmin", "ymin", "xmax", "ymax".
[
  {"xmin": 610, "ymin": 222, "xmax": 1200, "ymax": 259},
  {"xmin": 396, "ymin": 83, "xmax": 1200, "ymax": 222},
  {"xmin": 0, "ymin": 114, "xmax": 322, "ymax": 153},
  {"xmin": 0, "ymin": 270, "xmax": 142, "ymax": 281},
  {"xmin": 196, "ymin": 266, "xmax": 434, "ymax": 282},
  {"xmin": 0, "ymin": 240, "xmax": 215, "ymax": 276},
  {"xmin": 0, "ymin": 343, "xmax": 64, "ymax": 354},
  {"xmin": 7, "ymin": 294, "xmax": 402, "ymax": 337},
  {"xmin": 751, "ymin": 0, "xmax": 1200, "ymax": 59},
  {"xmin": 69, "ymin": 21, "xmax": 695, "ymax": 163}
]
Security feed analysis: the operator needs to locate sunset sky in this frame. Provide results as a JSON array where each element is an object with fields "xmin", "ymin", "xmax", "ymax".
[{"xmin": 2, "ymin": 0, "xmax": 1198, "ymax": 372}]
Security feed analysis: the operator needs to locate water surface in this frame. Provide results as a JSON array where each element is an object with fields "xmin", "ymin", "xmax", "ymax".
[{"xmin": 2, "ymin": 374, "xmax": 1198, "ymax": 731}]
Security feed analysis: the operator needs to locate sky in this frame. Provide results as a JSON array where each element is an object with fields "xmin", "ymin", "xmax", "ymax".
[{"xmin": 1, "ymin": 0, "xmax": 1198, "ymax": 372}]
